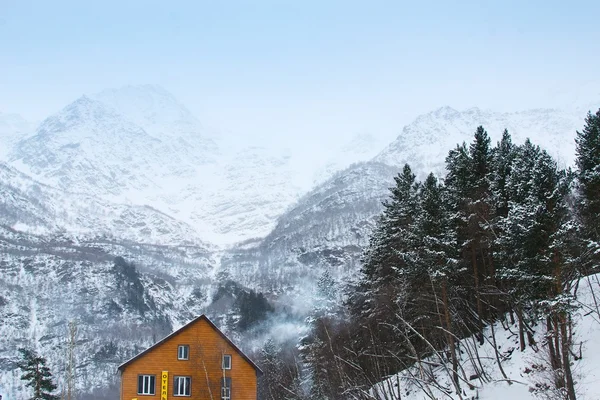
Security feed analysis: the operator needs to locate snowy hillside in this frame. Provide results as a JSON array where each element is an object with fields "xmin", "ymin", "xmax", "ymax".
[
  {"xmin": 372, "ymin": 274, "xmax": 600, "ymax": 400},
  {"xmin": 0, "ymin": 162, "xmax": 207, "ymax": 246}
]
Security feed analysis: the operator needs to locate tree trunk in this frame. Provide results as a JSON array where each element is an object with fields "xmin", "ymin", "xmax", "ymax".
[
  {"xmin": 490, "ymin": 322, "xmax": 509, "ymax": 382},
  {"xmin": 471, "ymin": 243, "xmax": 484, "ymax": 343},
  {"xmin": 553, "ymin": 316, "xmax": 565, "ymax": 390},
  {"xmin": 67, "ymin": 321, "xmax": 77, "ymax": 400},
  {"xmin": 559, "ymin": 312, "xmax": 577, "ymax": 400},
  {"xmin": 517, "ymin": 307, "xmax": 526, "ymax": 351},
  {"xmin": 546, "ymin": 316, "xmax": 560, "ymax": 371},
  {"xmin": 442, "ymin": 278, "xmax": 460, "ymax": 391}
]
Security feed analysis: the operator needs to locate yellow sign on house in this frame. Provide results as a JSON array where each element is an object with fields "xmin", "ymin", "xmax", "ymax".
[{"xmin": 161, "ymin": 371, "xmax": 168, "ymax": 400}]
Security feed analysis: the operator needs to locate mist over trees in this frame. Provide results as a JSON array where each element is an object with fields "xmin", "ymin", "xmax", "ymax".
[{"xmin": 256, "ymin": 109, "xmax": 600, "ymax": 400}]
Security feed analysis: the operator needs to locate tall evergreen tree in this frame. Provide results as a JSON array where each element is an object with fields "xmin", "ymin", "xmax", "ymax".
[
  {"xmin": 445, "ymin": 127, "xmax": 495, "ymax": 339},
  {"xmin": 575, "ymin": 109, "xmax": 600, "ymax": 272},
  {"xmin": 352, "ymin": 163, "xmax": 420, "ymax": 324},
  {"xmin": 497, "ymin": 140, "xmax": 578, "ymax": 398},
  {"xmin": 414, "ymin": 173, "xmax": 461, "ymax": 390},
  {"xmin": 491, "ymin": 129, "xmax": 516, "ymax": 220},
  {"xmin": 345, "ymin": 163, "xmax": 421, "ymax": 390},
  {"xmin": 17, "ymin": 348, "xmax": 59, "ymax": 400},
  {"xmin": 467, "ymin": 126, "xmax": 495, "ymax": 326}
]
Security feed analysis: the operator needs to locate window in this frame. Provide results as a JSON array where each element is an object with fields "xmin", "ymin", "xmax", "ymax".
[
  {"xmin": 177, "ymin": 345, "xmax": 189, "ymax": 360},
  {"xmin": 174, "ymin": 376, "xmax": 191, "ymax": 397},
  {"xmin": 221, "ymin": 377, "xmax": 231, "ymax": 400},
  {"xmin": 137, "ymin": 375, "xmax": 156, "ymax": 395},
  {"xmin": 222, "ymin": 354, "xmax": 232, "ymax": 370}
]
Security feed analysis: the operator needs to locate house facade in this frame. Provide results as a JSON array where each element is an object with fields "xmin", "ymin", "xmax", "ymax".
[{"xmin": 118, "ymin": 315, "xmax": 261, "ymax": 400}]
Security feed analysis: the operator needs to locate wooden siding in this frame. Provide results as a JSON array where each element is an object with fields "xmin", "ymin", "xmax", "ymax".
[{"xmin": 120, "ymin": 319, "xmax": 257, "ymax": 400}]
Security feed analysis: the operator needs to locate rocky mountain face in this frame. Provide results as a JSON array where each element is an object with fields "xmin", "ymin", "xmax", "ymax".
[
  {"xmin": 222, "ymin": 162, "xmax": 398, "ymax": 292},
  {"xmin": 0, "ymin": 225, "xmax": 215, "ymax": 399},
  {"xmin": 1, "ymin": 87, "xmax": 597, "ymax": 399}
]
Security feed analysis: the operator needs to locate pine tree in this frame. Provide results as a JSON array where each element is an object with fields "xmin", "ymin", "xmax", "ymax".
[
  {"xmin": 257, "ymin": 339, "xmax": 289, "ymax": 400},
  {"xmin": 351, "ymin": 164, "xmax": 419, "ymax": 327},
  {"xmin": 414, "ymin": 173, "xmax": 461, "ymax": 390},
  {"xmin": 575, "ymin": 109, "xmax": 600, "ymax": 272},
  {"xmin": 497, "ymin": 140, "xmax": 545, "ymax": 350},
  {"xmin": 445, "ymin": 127, "xmax": 495, "ymax": 340},
  {"xmin": 345, "ymin": 163, "xmax": 421, "ymax": 390},
  {"xmin": 17, "ymin": 348, "xmax": 59, "ymax": 400},
  {"xmin": 491, "ymin": 129, "xmax": 516, "ymax": 220}
]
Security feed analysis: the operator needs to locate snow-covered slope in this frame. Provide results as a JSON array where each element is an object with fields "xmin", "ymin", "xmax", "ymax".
[
  {"xmin": 0, "ymin": 112, "xmax": 31, "ymax": 158},
  {"xmin": 374, "ymin": 106, "xmax": 599, "ymax": 177},
  {"xmin": 372, "ymin": 274, "xmax": 600, "ymax": 400},
  {"xmin": 0, "ymin": 162, "xmax": 207, "ymax": 246},
  {"xmin": 92, "ymin": 84, "xmax": 219, "ymax": 164}
]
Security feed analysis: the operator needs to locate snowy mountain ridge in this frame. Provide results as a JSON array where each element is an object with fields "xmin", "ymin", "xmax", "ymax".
[
  {"xmin": 8, "ymin": 85, "xmax": 594, "ymax": 246},
  {"xmin": 374, "ymin": 105, "xmax": 589, "ymax": 179},
  {"xmin": 7, "ymin": 86, "xmax": 303, "ymax": 244}
]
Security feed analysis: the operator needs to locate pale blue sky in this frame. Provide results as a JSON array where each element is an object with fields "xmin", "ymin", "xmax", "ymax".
[{"xmin": 1, "ymin": 0, "xmax": 599, "ymax": 142}]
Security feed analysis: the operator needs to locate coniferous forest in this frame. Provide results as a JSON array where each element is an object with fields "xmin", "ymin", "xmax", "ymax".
[{"xmin": 256, "ymin": 109, "xmax": 600, "ymax": 400}]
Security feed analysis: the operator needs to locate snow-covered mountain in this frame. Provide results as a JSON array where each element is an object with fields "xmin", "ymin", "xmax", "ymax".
[
  {"xmin": 10, "ymin": 96, "xmax": 178, "ymax": 198},
  {"xmin": 92, "ymin": 84, "xmax": 219, "ymax": 164},
  {"xmin": 225, "ymin": 104, "xmax": 599, "ymax": 292},
  {"xmin": 374, "ymin": 106, "xmax": 595, "ymax": 178},
  {"xmin": 8, "ymin": 86, "xmax": 305, "ymax": 244}
]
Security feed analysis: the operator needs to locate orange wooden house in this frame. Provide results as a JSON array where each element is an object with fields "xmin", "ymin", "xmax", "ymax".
[{"xmin": 117, "ymin": 315, "xmax": 262, "ymax": 400}]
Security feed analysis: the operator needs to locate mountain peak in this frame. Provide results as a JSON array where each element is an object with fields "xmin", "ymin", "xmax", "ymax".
[
  {"xmin": 432, "ymin": 106, "xmax": 459, "ymax": 118},
  {"xmin": 91, "ymin": 84, "xmax": 202, "ymax": 138},
  {"xmin": 36, "ymin": 95, "xmax": 126, "ymax": 135}
]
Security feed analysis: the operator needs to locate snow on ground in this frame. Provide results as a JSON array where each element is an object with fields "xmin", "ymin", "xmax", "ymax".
[{"xmin": 372, "ymin": 274, "xmax": 600, "ymax": 400}]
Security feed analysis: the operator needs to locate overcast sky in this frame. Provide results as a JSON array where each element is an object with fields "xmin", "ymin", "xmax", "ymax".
[{"xmin": 1, "ymin": 0, "xmax": 599, "ymax": 142}]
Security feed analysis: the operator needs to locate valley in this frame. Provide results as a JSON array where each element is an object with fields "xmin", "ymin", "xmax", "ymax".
[{"xmin": 1, "ymin": 85, "xmax": 598, "ymax": 399}]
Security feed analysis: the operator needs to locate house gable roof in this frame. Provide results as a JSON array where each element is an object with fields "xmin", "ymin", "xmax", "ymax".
[{"xmin": 117, "ymin": 314, "xmax": 262, "ymax": 374}]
